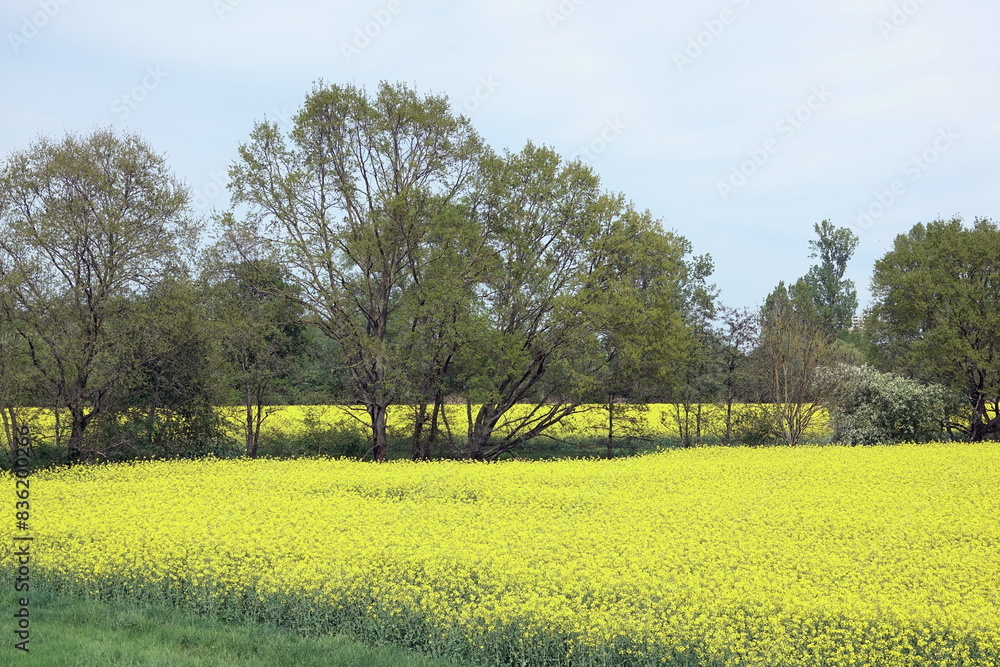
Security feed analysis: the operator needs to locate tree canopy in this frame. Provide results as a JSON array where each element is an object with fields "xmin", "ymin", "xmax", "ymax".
[
  {"xmin": 869, "ymin": 216, "xmax": 1000, "ymax": 441},
  {"xmin": 0, "ymin": 128, "xmax": 195, "ymax": 460},
  {"xmin": 1, "ymin": 83, "xmax": 996, "ymax": 464},
  {"xmin": 798, "ymin": 220, "xmax": 859, "ymax": 332}
]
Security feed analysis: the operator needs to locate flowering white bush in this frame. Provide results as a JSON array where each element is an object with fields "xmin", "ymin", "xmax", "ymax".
[{"xmin": 823, "ymin": 364, "xmax": 948, "ymax": 444}]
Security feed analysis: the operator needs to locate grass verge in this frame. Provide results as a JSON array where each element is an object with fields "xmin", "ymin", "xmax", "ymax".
[{"xmin": 3, "ymin": 588, "xmax": 472, "ymax": 667}]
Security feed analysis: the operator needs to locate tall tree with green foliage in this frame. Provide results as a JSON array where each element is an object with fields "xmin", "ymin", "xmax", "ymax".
[
  {"xmin": 0, "ymin": 129, "xmax": 195, "ymax": 461},
  {"xmin": 94, "ymin": 272, "xmax": 226, "ymax": 460},
  {"xmin": 456, "ymin": 142, "xmax": 705, "ymax": 459},
  {"xmin": 756, "ymin": 281, "xmax": 832, "ymax": 444},
  {"xmin": 661, "ymin": 252, "xmax": 718, "ymax": 447},
  {"xmin": 200, "ymin": 255, "xmax": 306, "ymax": 458},
  {"xmin": 800, "ymin": 220, "xmax": 859, "ymax": 332},
  {"xmin": 380, "ymin": 200, "xmax": 488, "ymax": 460},
  {"xmin": 227, "ymin": 81, "xmax": 483, "ymax": 461},
  {"xmin": 711, "ymin": 305, "xmax": 759, "ymax": 444},
  {"xmin": 589, "ymin": 210, "xmax": 705, "ymax": 456},
  {"xmin": 0, "ymin": 291, "xmax": 33, "ymax": 458},
  {"xmin": 869, "ymin": 216, "xmax": 1000, "ymax": 441}
]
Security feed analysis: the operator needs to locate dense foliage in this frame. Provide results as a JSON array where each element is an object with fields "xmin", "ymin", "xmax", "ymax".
[
  {"xmin": 869, "ymin": 217, "xmax": 1000, "ymax": 441},
  {"xmin": 0, "ymin": 82, "xmax": 997, "ymax": 464}
]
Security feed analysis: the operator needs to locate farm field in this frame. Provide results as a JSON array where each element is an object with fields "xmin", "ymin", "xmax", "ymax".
[
  {"xmin": 2, "ymin": 403, "xmax": 831, "ymax": 449},
  {"xmin": 5, "ymin": 443, "xmax": 999, "ymax": 666},
  {"xmin": 221, "ymin": 404, "xmax": 831, "ymax": 442}
]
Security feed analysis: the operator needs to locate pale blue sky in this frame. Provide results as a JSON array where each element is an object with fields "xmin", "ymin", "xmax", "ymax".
[{"xmin": 2, "ymin": 0, "xmax": 997, "ymax": 311}]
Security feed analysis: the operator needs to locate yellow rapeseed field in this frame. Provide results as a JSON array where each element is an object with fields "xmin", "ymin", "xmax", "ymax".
[
  {"xmin": 216, "ymin": 403, "xmax": 830, "ymax": 441},
  {"xmin": 4, "ymin": 444, "xmax": 999, "ymax": 665},
  {"xmin": 4, "ymin": 404, "xmax": 831, "ymax": 448}
]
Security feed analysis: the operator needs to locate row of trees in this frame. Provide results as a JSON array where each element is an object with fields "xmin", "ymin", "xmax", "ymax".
[
  {"xmin": 0, "ymin": 83, "xmax": 713, "ymax": 463},
  {"xmin": 1, "ymin": 81, "xmax": 997, "ymax": 464},
  {"xmin": 748, "ymin": 216, "xmax": 1000, "ymax": 446}
]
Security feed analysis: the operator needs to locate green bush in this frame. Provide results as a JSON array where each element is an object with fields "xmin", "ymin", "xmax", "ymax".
[
  {"xmin": 728, "ymin": 404, "xmax": 783, "ymax": 446},
  {"xmin": 89, "ymin": 408, "xmax": 240, "ymax": 462},
  {"xmin": 259, "ymin": 425, "xmax": 370, "ymax": 459}
]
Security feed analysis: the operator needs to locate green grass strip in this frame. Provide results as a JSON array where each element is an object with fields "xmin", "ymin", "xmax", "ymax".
[{"xmin": 3, "ymin": 589, "xmax": 472, "ymax": 667}]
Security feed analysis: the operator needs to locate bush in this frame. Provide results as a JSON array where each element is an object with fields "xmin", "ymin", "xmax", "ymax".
[
  {"xmin": 87, "ymin": 407, "xmax": 240, "ymax": 462},
  {"xmin": 729, "ymin": 404, "xmax": 783, "ymax": 446},
  {"xmin": 823, "ymin": 364, "xmax": 948, "ymax": 445},
  {"xmin": 259, "ymin": 424, "xmax": 370, "ymax": 459}
]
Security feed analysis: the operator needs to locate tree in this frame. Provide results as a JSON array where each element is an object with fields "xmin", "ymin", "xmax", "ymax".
[
  {"xmin": 756, "ymin": 281, "xmax": 832, "ymax": 445},
  {"xmin": 391, "ymin": 201, "xmax": 485, "ymax": 460},
  {"xmin": 456, "ymin": 143, "xmax": 702, "ymax": 459},
  {"xmin": 227, "ymin": 81, "xmax": 483, "ymax": 461},
  {"xmin": 93, "ymin": 272, "xmax": 226, "ymax": 460},
  {"xmin": 869, "ymin": 217, "xmax": 1000, "ymax": 441},
  {"xmin": 0, "ymin": 129, "xmax": 195, "ymax": 461},
  {"xmin": 664, "ymin": 325, "xmax": 718, "ymax": 447},
  {"xmin": 200, "ymin": 255, "xmax": 306, "ymax": 458},
  {"xmin": 0, "ymin": 290, "xmax": 33, "ymax": 459},
  {"xmin": 800, "ymin": 220, "xmax": 859, "ymax": 332},
  {"xmin": 711, "ymin": 306, "xmax": 759, "ymax": 444},
  {"xmin": 660, "ymin": 254, "xmax": 718, "ymax": 448},
  {"xmin": 588, "ymin": 211, "xmax": 702, "ymax": 457}
]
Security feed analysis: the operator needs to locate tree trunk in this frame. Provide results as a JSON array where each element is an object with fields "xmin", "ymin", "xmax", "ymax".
[
  {"xmin": 53, "ymin": 407, "xmax": 62, "ymax": 451},
  {"xmin": 69, "ymin": 405, "xmax": 87, "ymax": 462},
  {"xmin": 606, "ymin": 393, "xmax": 615, "ymax": 459},
  {"xmin": 427, "ymin": 397, "xmax": 442, "ymax": 459},
  {"xmin": 467, "ymin": 405, "xmax": 501, "ymax": 460},
  {"xmin": 1, "ymin": 406, "xmax": 18, "ymax": 460},
  {"xmin": 411, "ymin": 403, "xmax": 428, "ymax": 461},
  {"xmin": 724, "ymin": 399, "xmax": 733, "ymax": 445},
  {"xmin": 369, "ymin": 402, "xmax": 389, "ymax": 462},
  {"xmin": 410, "ymin": 394, "xmax": 443, "ymax": 461},
  {"xmin": 244, "ymin": 400, "xmax": 260, "ymax": 459}
]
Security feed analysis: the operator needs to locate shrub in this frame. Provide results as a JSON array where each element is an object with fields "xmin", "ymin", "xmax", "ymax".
[{"xmin": 823, "ymin": 364, "xmax": 948, "ymax": 445}]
